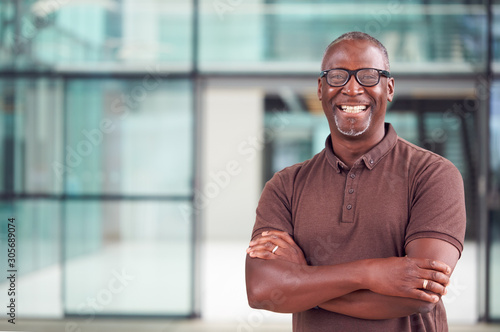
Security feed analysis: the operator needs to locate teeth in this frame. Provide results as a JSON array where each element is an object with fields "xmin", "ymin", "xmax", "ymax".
[{"xmin": 340, "ymin": 105, "xmax": 367, "ymax": 113}]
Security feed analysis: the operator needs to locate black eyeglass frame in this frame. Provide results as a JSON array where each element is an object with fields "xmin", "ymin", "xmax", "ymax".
[{"xmin": 319, "ymin": 68, "xmax": 392, "ymax": 87}]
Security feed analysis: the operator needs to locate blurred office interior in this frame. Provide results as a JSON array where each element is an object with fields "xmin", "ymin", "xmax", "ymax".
[{"xmin": 0, "ymin": 0, "xmax": 499, "ymax": 330}]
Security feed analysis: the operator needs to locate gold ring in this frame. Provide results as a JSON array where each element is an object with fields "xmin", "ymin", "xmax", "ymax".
[
  {"xmin": 423, "ymin": 279, "xmax": 428, "ymax": 290},
  {"xmin": 272, "ymin": 245, "xmax": 279, "ymax": 254}
]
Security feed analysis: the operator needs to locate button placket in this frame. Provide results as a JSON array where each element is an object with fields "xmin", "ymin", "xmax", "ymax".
[{"xmin": 342, "ymin": 168, "xmax": 361, "ymax": 223}]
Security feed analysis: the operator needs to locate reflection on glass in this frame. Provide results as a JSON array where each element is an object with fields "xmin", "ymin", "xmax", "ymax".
[
  {"xmin": 0, "ymin": 78, "xmax": 64, "ymax": 194},
  {"xmin": 0, "ymin": 200, "xmax": 60, "ymax": 273},
  {"xmin": 64, "ymin": 79, "xmax": 193, "ymax": 196},
  {"xmin": 0, "ymin": 200, "xmax": 62, "ymax": 317},
  {"xmin": 264, "ymin": 111, "xmax": 328, "ymax": 176},
  {"xmin": 64, "ymin": 200, "xmax": 193, "ymax": 316},
  {"xmin": 0, "ymin": 0, "xmax": 193, "ymax": 71},
  {"xmin": 494, "ymin": 2, "xmax": 500, "ymax": 71},
  {"xmin": 199, "ymin": 0, "xmax": 486, "ymax": 72}
]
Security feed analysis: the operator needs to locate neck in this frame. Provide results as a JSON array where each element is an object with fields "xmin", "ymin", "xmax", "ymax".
[{"xmin": 330, "ymin": 125, "xmax": 385, "ymax": 168}]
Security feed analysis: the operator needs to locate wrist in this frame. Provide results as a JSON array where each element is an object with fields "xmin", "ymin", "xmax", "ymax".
[{"xmin": 357, "ymin": 259, "xmax": 375, "ymax": 291}]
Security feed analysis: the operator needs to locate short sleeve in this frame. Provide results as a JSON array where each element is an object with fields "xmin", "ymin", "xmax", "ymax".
[
  {"xmin": 405, "ymin": 159, "xmax": 467, "ymax": 257},
  {"xmin": 251, "ymin": 170, "xmax": 295, "ymax": 240}
]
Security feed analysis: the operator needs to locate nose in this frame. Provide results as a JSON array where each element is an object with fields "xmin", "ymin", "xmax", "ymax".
[{"xmin": 341, "ymin": 75, "xmax": 364, "ymax": 96}]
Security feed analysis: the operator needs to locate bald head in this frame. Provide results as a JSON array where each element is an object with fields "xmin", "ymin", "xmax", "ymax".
[{"xmin": 321, "ymin": 31, "xmax": 390, "ymax": 71}]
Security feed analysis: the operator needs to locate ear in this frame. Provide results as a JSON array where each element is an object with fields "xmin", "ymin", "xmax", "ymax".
[
  {"xmin": 317, "ymin": 77, "xmax": 323, "ymax": 101},
  {"xmin": 387, "ymin": 77, "xmax": 395, "ymax": 102}
]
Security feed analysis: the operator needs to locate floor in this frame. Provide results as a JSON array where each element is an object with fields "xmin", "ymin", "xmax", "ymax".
[{"xmin": 0, "ymin": 319, "xmax": 498, "ymax": 332}]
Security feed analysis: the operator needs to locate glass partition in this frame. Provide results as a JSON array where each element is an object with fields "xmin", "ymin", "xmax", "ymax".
[
  {"xmin": 62, "ymin": 78, "xmax": 195, "ymax": 316},
  {"xmin": 63, "ymin": 79, "xmax": 193, "ymax": 196},
  {"xmin": 0, "ymin": 0, "xmax": 193, "ymax": 72},
  {"xmin": 199, "ymin": 0, "xmax": 486, "ymax": 73},
  {"xmin": 494, "ymin": 2, "xmax": 500, "ymax": 72},
  {"xmin": 0, "ymin": 200, "xmax": 62, "ymax": 317},
  {"xmin": 64, "ymin": 200, "xmax": 193, "ymax": 316},
  {"xmin": 0, "ymin": 76, "xmax": 195, "ymax": 318},
  {"xmin": 0, "ymin": 78, "xmax": 64, "ymax": 194}
]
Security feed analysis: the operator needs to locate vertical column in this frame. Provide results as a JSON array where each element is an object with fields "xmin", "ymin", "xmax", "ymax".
[
  {"xmin": 201, "ymin": 86, "xmax": 282, "ymax": 321},
  {"xmin": 201, "ymin": 87, "xmax": 263, "ymax": 242}
]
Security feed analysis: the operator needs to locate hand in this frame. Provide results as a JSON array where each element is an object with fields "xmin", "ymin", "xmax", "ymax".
[
  {"xmin": 246, "ymin": 230, "xmax": 307, "ymax": 265},
  {"xmin": 365, "ymin": 256, "xmax": 451, "ymax": 303}
]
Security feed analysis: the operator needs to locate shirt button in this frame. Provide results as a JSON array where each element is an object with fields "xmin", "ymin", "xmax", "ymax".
[
  {"xmin": 348, "ymin": 189, "xmax": 354, "ymax": 194},
  {"xmin": 370, "ymin": 159, "xmax": 374, "ymax": 164},
  {"xmin": 346, "ymin": 204, "xmax": 352, "ymax": 210},
  {"xmin": 350, "ymin": 174, "xmax": 356, "ymax": 179}
]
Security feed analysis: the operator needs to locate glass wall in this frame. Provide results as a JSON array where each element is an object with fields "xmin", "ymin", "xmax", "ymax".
[
  {"xmin": 0, "ymin": 0, "xmax": 195, "ymax": 318},
  {"xmin": 0, "ymin": 0, "xmax": 193, "ymax": 71},
  {"xmin": 199, "ymin": 0, "xmax": 486, "ymax": 73},
  {"xmin": 62, "ymin": 79, "xmax": 194, "ymax": 316}
]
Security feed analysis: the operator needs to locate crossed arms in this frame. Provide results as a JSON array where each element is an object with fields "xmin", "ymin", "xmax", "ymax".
[{"xmin": 245, "ymin": 230, "xmax": 460, "ymax": 319}]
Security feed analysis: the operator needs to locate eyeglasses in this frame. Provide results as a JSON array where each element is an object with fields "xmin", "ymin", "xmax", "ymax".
[{"xmin": 319, "ymin": 68, "xmax": 391, "ymax": 87}]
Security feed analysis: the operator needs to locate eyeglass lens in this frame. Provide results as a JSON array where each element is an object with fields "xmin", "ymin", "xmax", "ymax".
[{"xmin": 327, "ymin": 69, "xmax": 380, "ymax": 87}]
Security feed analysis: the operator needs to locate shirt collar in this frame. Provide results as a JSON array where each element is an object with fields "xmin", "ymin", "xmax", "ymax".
[{"xmin": 324, "ymin": 123, "xmax": 398, "ymax": 173}]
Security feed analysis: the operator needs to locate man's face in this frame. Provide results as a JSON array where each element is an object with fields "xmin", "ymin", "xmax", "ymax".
[{"xmin": 317, "ymin": 39, "xmax": 394, "ymax": 139}]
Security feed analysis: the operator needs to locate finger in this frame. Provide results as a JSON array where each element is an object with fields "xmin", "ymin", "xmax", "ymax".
[
  {"xmin": 421, "ymin": 279, "xmax": 447, "ymax": 296},
  {"xmin": 249, "ymin": 237, "xmax": 275, "ymax": 247},
  {"xmin": 408, "ymin": 289, "xmax": 440, "ymax": 304},
  {"xmin": 259, "ymin": 231, "xmax": 303, "ymax": 255},
  {"xmin": 261, "ymin": 230, "xmax": 296, "ymax": 246},
  {"xmin": 249, "ymin": 236, "xmax": 292, "ymax": 252},
  {"xmin": 249, "ymin": 233, "xmax": 279, "ymax": 246},
  {"xmin": 424, "ymin": 269, "xmax": 450, "ymax": 287},
  {"xmin": 248, "ymin": 229, "xmax": 281, "ymax": 245},
  {"xmin": 247, "ymin": 239, "xmax": 290, "ymax": 257},
  {"xmin": 416, "ymin": 258, "xmax": 451, "ymax": 275},
  {"xmin": 249, "ymin": 231, "xmax": 290, "ymax": 247},
  {"xmin": 247, "ymin": 249, "xmax": 277, "ymax": 260},
  {"xmin": 247, "ymin": 243, "xmax": 275, "ymax": 254}
]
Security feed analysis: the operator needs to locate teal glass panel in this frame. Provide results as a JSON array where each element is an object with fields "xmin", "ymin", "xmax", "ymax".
[
  {"xmin": 0, "ymin": 0, "xmax": 193, "ymax": 71},
  {"xmin": 199, "ymin": 0, "xmax": 486, "ymax": 73},
  {"xmin": 63, "ymin": 200, "xmax": 193, "ymax": 316},
  {"xmin": 263, "ymin": 111, "xmax": 328, "ymax": 175},
  {"xmin": 0, "ymin": 200, "xmax": 61, "ymax": 273},
  {"xmin": 0, "ymin": 78, "xmax": 64, "ymax": 194},
  {"xmin": 63, "ymin": 79, "xmax": 193, "ymax": 196},
  {"xmin": 0, "ymin": 200, "xmax": 62, "ymax": 317},
  {"xmin": 489, "ymin": 81, "xmax": 500, "ymax": 320}
]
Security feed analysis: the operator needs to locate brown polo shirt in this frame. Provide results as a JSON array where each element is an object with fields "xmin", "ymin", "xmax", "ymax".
[{"xmin": 251, "ymin": 123, "xmax": 466, "ymax": 332}]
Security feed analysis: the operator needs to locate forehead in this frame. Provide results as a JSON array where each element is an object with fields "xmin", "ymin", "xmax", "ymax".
[{"xmin": 322, "ymin": 39, "xmax": 386, "ymax": 70}]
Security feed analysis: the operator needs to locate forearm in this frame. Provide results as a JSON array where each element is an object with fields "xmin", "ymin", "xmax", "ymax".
[
  {"xmin": 319, "ymin": 236, "xmax": 459, "ymax": 320},
  {"xmin": 246, "ymin": 255, "xmax": 367, "ymax": 313},
  {"xmin": 246, "ymin": 233, "xmax": 451, "ymax": 314},
  {"xmin": 318, "ymin": 290, "xmax": 437, "ymax": 320}
]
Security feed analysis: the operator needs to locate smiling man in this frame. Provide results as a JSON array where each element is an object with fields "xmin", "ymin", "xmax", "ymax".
[{"xmin": 245, "ymin": 32, "xmax": 466, "ymax": 331}]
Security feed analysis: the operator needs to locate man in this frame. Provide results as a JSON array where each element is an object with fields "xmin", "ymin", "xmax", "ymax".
[{"xmin": 245, "ymin": 31, "xmax": 466, "ymax": 331}]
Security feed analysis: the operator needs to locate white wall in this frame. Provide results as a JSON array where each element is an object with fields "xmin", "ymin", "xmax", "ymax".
[
  {"xmin": 200, "ymin": 87, "xmax": 291, "ymax": 324},
  {"xmin": 200, "ymin": 87, "xmax": 264, "ymax": 242}
]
